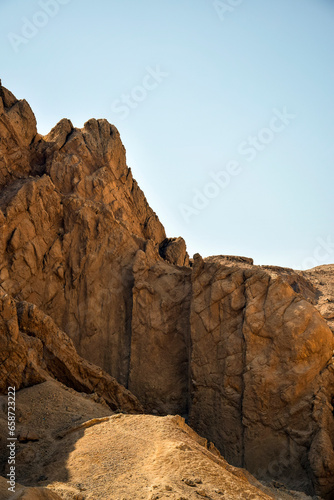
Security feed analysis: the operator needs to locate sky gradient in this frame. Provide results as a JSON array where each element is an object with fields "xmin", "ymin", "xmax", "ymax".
[{"xmin": 1, "ymin": 0, "xmax": 333, "ymax": 269}]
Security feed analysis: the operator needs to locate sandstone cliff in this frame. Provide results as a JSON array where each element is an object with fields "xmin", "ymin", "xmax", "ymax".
[
  {"xmin": 0, "ymin": 81, "xmax": 166, "ymax": 388},
  {"xmin": 0, "ymin": 82, "xmax": 334, "ymax": 499}
]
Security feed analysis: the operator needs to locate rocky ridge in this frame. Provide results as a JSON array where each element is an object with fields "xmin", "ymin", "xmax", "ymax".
[{"xmin": 0, "ymin": 82, "xmax": 334, "ymax": 499}]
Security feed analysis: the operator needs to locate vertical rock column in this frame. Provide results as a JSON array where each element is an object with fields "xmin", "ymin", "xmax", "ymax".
[
  {"xmin": 189, "ymin": 254, "xmax": 246, "ymax": 466},
  {"xmin": 189, "ymin": 255, "xmax": 334, "ymax": 496},
  {"xmin": 129, "ymin": 245, "xmax": 192, "ymax": 415}
]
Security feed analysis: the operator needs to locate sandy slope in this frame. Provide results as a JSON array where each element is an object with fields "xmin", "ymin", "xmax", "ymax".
[
  {"xmin": 45, "ymin": 413, "xmax": 277, "ymax": 500},
  {"xmin": 0, "ymin": 381, "xmax": 314, "ymax": 500}
]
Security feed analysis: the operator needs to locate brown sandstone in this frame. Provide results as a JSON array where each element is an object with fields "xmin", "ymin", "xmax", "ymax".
[{"xmin": 0, "ymin": 82, "xmax": 334, "ymax": 498}]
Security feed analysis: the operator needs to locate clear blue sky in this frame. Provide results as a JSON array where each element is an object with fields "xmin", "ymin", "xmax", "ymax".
[{"xmin": 1, "ymin": 0, "xmax": 333, "ymax": 269}]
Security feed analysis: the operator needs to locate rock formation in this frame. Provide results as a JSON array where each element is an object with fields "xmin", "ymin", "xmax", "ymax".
[
  {"xmin": 0, "ymin": 82, "xmax": 334, "ymax": 499},
  {"xmin": 189, "ymin": 256, "xmax": 334, "ymax": 497},
  {"xmin": 0, "ymin": 291, "xmax": 142, "ymax": 413},
  {"xmin": 159, "ymin": 237, "xmax": 190, "ymax": 267},
  {"xmin": 0, "ymin": 81, "xmax": 165, "ymax": 388}
]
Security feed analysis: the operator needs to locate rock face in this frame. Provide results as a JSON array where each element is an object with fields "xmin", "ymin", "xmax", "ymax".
[
  {"xmin": 1, "ymin": 82, "xmax": 334, "ymax": 498},
  {"xmin": 129, "ymin": 245, "xmax": 192, "ymax": 415},
  {"xmin": 189, "ymin": 255, "xmax": 334, "ymax": 497},
  {"xmin": 0, "ymin": 85, "xmax": 37, "ymax": 190},
  {"xmin": 0, "ymin": 82, "xmax": 168, "ymax": 388},
  {"xmin": 0, "ymin": 291, "xmax": 142, "ymax": 413},
  {"xmin": 159, "ymin": 236, "xmax": 190, "ymax": 266}
]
